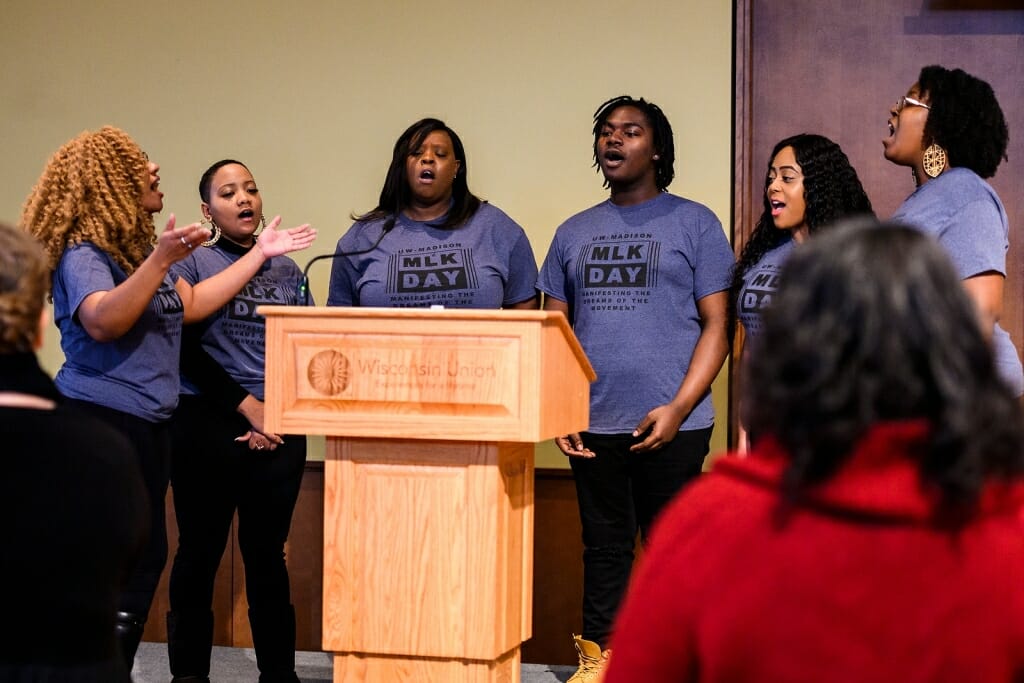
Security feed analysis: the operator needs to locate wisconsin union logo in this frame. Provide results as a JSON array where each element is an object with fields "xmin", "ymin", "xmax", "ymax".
[{"xmin": 308, "ymin": 350, "xmax": 351, "ymax": 396}]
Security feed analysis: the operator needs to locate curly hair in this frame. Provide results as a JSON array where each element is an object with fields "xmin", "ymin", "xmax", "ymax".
[
  {"xmin": 745, "ymin": 220, "xmax": 1024, "ymax": 523},
  {"xmin": 20, "ymin": 126, "xmax": 157, "ymax": 275},
  {"xmin": 0, "ymin": 222, "xmax": 48, "ymax": 354},
  {"xmin": 918, "ymin": 65, "xmax": 1008, "ymax": 179},
  {"xmin": 730, "ymin": 134, "xmax": 874, "ymax": 328},
  {"xmin": 592, "ymin": 96, "xmax": 675, "ymax": 191},
  {"xmin": 354, "ymin": 118, "xmax": 481, "ymax": 231}
]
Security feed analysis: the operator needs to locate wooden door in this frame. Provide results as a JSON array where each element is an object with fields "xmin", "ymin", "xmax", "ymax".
[{"xmin": 732, "ymin": 0, "xmax": 1024, "ymax": 440}]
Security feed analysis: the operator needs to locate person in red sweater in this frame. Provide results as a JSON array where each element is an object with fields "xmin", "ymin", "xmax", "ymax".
[{"xmin": 603, "ymin": 220, "xmax": 1024, "ymax": 683}]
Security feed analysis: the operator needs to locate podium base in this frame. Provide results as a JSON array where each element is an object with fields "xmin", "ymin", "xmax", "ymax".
[{"xmin": 332, "ymin": 647, "xmax": 520, "ymax": 682}]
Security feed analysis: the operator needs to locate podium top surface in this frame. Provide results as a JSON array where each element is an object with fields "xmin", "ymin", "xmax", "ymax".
[
  {"xmin": 263, "ymin": 305, "xmax": 561, "ymax": 323},
  {"xmin": 259, "ymin": 305, "xmax": 595, "ymax": 380}
]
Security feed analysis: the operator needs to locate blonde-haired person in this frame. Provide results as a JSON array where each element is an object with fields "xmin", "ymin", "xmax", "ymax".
[
  {"xmin": 0, "ymin": 222, "xmax": 147, "ymax": 683},
  {"xmin": 20, "ymin": 126, "xmax": 315, "ymax": 670}
]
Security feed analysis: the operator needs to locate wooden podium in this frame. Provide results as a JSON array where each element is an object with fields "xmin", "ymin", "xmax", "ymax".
[{"xmin": 259, "ymin": 307, "xmax": 595, "ymax": 682}]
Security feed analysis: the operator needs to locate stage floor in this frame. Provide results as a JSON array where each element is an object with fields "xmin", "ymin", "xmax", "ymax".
[{"xmin": 133, "ymin": 641, "xmax": 576, "ymax": 682}]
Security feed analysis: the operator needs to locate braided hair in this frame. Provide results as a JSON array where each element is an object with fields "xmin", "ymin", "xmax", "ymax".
[{"xmin": 592, "ymin": 96, "xmax": 675, "ymax": 191}]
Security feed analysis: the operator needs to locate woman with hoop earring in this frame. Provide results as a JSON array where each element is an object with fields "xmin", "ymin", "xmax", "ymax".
[
  {"xmin": 883, "ymin": 65, "xmax": 1023, "ymax": 396},
  {"xmin": 166, "ymin": 159, "xmax": 312, "ymax": 683}
]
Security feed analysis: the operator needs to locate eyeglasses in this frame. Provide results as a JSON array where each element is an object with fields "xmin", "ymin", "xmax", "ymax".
[{"xmin": 895, "ymin": 95, "xmax": 930, "ymax": 114}]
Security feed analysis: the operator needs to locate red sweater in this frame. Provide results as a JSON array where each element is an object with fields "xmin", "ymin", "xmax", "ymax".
[{"xmin": 603, "ymin": 422, "xmax": 1024, "ymax": 683}]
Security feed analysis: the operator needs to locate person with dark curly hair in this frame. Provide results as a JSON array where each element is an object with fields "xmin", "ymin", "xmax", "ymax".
[
  {"xmin": 20, "ymin": 126, "xmax": 316, "ymax": 670},
  {"xmin": 538, "ymin": 95, "xmax": 733, "ymax": 681},
  {"xmin": 731, "ymin": 134, "xmax": 873, "ymax": 449},
  {"xmin": 884, "ymin": 65, "xmax": 1023, "ymax": 395},
  {"xmin": 603, "ymin": 220, "xmax": 1024, "ymax": 682},
  {"xmin": 327, "ymin": 118, "xmax": 538, "ymax": 309}
]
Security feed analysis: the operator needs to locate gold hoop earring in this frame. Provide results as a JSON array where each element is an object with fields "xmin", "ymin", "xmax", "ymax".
[
  {"xmin": 254, "ymin": 214, "xmax": 266, "ymax": 236},
  {"xmin": 200, "ymin": 217, "xmax": 221, "ymax": 247},
  {"xmin": 922, "ymin": 143, "xmax": 947, "ymax": 179}
]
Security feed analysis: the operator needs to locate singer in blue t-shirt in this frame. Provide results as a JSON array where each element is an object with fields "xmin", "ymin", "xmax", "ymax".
[
  {"xmin": 167, "ymin": 159, "xmax": 313, "ymax": 683},
  {"xmin": 537, "ymin": 96, "xmax": 733, "ymax": 679},
  {"xmin": 326, "ymin": 118, "xmax": 538, "ymax": 310}
]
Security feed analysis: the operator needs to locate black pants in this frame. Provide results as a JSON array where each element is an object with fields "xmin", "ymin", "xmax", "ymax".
[
  {"xmin": 62, "ymin": 398, "xmax": 169, "ymax": 622},
  {"xmin": 167, "ymin": 394, "xmax": 306, "ymax": 674},
  {"xmin": 569, "ymin": 427, "xmax": 711, "ymax": 648}
]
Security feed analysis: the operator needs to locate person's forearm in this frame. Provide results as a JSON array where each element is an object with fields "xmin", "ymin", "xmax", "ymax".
[
  {"xmin": 669, "ymin": 292, "xmax": 730, "ymax": 416},
  {"xmin": 181, "ymin": 247, "xmax": 267, "ymax": 323},
  {"xmin": 669, "ymin": 325, "xmax": 729, "ymax": 415},
  {"xmin": 78, "ymin": 251, "xmax": 174, "ymax": 342}
]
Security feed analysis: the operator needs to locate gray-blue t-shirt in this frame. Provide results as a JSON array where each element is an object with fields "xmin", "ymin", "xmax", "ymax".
[
  {"xmin": 735, "ymin": 234, "xmax": 795, "ymax": 340},
  {"xmin": 326, "ymin": 202, "xmax": 537, "ymax": 309},
  {"xmin": 53, "ymin": 242, "xmax": 184, "ymax": 422},
  {"xmin": 537, "ymin": 193, "xmax": 734, "ymax": 433},
  {"xmin": 892, "ymin": 167, "xmax": 1024, "ymax": 395},
  {"xmin": 172, "ymin": 241, "xmax": 305, "ymax": 401}
]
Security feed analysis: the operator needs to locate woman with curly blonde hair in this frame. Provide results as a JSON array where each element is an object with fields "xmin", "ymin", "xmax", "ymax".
[{"xmin": 20, "ymin": 126, "xmax": 315, "ymax": 670}]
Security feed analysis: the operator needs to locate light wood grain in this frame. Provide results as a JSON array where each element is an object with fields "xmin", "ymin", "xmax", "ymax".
[
  {"xmin": 322, "ymin": 439, "xmax": 533, "ymax": 661},
  {"xmin": 260, "ymin": 307, "xmax": 595, "ymax": 442},
  {"xmin": 261, "ymin": 307, "xmax": 594, "ymax": 682},
  {"xmin": 331, "ymin": 647, "xmax": 518, "ymax": 682}
]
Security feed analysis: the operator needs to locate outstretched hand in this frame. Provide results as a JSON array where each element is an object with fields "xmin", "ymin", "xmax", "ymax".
[
  {"xmin": 155, "ymin": 214, "xmax": 210, "ymax": 267},
  {"xmin": 256, "ymin": 216, "xmax": 316, "ymax": 258}
]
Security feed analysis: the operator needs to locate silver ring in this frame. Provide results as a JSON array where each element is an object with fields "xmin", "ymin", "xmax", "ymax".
[
  {"xmin": 180, "ymin": 236, "xmax": 188, "ymax": 247},
  {"xmin": 256, "ymin": 443, "xmax": 264, "ymax": 450}
]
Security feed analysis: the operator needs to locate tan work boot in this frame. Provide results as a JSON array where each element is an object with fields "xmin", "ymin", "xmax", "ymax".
[{"xmin": 567, "ymin": 634, "xmax": 611, "ymax": 683}]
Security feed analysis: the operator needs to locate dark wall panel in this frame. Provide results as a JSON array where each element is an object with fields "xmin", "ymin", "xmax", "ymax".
[{"xmin": 733, "ymin": 1, "xmax": 1024, "ymax": 438}]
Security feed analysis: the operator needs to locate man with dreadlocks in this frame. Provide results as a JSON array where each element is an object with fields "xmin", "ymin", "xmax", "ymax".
[{"xmin": 537, "ymin": 96, "xmax": 733, "ymax": 681}]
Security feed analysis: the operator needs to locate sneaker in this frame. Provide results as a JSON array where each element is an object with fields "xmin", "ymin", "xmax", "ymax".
[{"xmin": 567, "ymin": 634, "xmax": 611, "ymax": 683}]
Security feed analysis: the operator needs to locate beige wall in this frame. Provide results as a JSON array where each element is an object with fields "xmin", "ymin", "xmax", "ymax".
[{"xmin": 0, "ymin": 0, "xmax": 734, "ymax": 466}]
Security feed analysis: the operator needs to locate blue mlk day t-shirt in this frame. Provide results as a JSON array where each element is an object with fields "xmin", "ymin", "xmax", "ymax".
[
  {"xmin": 892, "ymin": 167, "xmax": 1024, "ymax": 396},
  {"xmin": 735, "ymin": 234, "xmax": 795, "ymax": 339},
  {"xmin": 172, "ymin": 241, "xmax": 305, "ymax": 401},
  {"xmin": 327, "ymin": 202, "xmax": 537, "ymax": 309},
  {"xmin": 538, "ymin": 192, "xmax": 734, "ymax": 433},
  {"xmin": 53, "ymin": 242, "xmax": 184, "ymax": 422}
]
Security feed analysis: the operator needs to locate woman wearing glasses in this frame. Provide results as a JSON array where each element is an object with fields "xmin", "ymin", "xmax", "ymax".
[{"xmin": 883, "ymin": 65, "xmax": 1023, "ymax": 395}]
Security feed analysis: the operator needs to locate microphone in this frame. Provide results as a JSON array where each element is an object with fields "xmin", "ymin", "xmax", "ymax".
[{"xmin": 297, "ymin": 222, "xmax": 394, "ymax": 305}]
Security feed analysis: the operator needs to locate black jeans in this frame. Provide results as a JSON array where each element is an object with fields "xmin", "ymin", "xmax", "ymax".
[
  {"xmin": 569, "ymin": 427, "xmax": 711, "ymax": 648},
  {"xmin": 63, "ymin": 398, "xmax": 169, "ymax": 622},
  {"xmin": 168, "ymin": 394, "xmax": 306, "ymax": 617}
]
